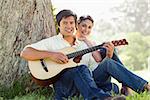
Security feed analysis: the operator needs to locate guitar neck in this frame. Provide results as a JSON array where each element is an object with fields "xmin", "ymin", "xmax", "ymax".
[
  {"xmin": 67, "ymin": 39, "xmax": 128, "ymax": 59},
  {"xmin": 67, "ymin": 44, "xmax": 103, "ymax": 59}
]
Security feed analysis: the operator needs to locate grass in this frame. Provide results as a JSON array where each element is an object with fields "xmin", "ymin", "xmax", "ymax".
[
  {"xmin": 0, "ymin": 73, "xmax": 150, "ymax": 100},
  {"xmin": 0, "ymin": 73, "xmax": 54, "ymax": 100},
  {"xmin": 126, "ymin": 92, "xmax": 150, "ymax": 100}
]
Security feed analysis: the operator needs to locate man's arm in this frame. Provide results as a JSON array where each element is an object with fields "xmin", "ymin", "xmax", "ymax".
[{"xmin": 20, "ymin": 47, "xmax": 69, "ymax": 64}]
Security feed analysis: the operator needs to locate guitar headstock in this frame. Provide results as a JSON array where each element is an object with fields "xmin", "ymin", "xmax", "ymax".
[{"xmin": 111, "ymin": 39, "xmax": 128, "ymax": 46}]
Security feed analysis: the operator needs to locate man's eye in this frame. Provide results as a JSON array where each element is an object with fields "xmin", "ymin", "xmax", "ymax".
[
  {"xmin": 63, "ymin": 22, "xmax": 67, "ymax": 24},
  {"xmin": 82, "ymin": 25, "xmax": 86, "ymax": 27}
]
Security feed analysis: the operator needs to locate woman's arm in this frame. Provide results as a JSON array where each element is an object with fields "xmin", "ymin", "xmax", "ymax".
[{"xmin": 83, "ymin": 39, "xmax": 102, "ymax": 62}]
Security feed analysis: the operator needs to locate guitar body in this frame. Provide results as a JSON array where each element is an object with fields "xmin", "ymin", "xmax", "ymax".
[{"xmin": 28, "ymin": 47, "xmax": 79, "ymax": 86}]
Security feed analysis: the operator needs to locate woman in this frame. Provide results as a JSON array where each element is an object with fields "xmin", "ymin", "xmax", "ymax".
[
  {"xmin": 75, "ymin": 15, "xmax": 120, "ymax": 94},
  {"xmin": 75, "ymin": 15, "xmax": 150, "ymax": 95}
]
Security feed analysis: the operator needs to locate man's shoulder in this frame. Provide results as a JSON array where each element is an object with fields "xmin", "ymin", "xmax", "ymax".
[
  {"xmin": 43, "ymin": 34, "xmax": 60, "ymax": 41},
  {"xmin": 50, "ymin": 34, "xmax": 60, "ymax": 39}
]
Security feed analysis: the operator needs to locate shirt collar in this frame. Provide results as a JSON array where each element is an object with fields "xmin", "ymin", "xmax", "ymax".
[{"xmin": 58, "ymin": 33, "xmax": 63, "ymax": 38}]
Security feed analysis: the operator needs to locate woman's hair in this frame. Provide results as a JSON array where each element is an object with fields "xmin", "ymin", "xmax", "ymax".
[{"xmin": 78, "ymin": 15, "xmax": 94, "ymax": 24}]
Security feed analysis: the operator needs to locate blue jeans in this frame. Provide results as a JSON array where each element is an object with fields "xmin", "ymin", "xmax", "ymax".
[
  {"xmin": 100, "ymin": 47, "xmax": 123, "ymax": 65},
  {"xmin": 93, "ymin": 58, "xmax": 148, "ymax": 94},
  {"xmin": 95, "ymin": 48, "xmax": 121, "ymax": 94},
  {"xmin": 54, "ymin": 65, "xmax": 111, "ymax": 100},
  {"xmin": 99, "ymin": 48, "xmax": 129, "ymax": 88}
]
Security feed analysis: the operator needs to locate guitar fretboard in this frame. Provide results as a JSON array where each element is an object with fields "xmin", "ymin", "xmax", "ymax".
[{"xmin": 67, "ymin": 44, "xmax": 103, "ymax": 59}]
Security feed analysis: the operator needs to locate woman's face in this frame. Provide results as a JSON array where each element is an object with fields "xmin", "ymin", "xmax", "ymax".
[{"xmin": 77, "ymin": 19, "xmax": 93, "ymax": 38}]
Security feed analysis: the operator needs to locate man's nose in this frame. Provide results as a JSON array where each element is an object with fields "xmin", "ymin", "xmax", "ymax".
[{"xmin": 66, "ymin": 24, "xmax": 72, "ymax": 28}]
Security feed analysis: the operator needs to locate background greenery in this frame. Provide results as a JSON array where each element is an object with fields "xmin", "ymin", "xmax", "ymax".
[{"xmin": 92, "ymin": 0, "xmax": 150, "ymax": 71}]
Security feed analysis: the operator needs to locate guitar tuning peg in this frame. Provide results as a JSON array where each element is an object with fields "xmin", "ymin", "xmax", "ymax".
[
  {"xmin": 118, "ymin": 40, "xmax": 122, "ymax": 45},
  {"xmin": 111, "ymin": 39, "xmax": 128, "ymax": 46},
  {"xmin": 114, "ymin": 41, "xmax": 119, "ymax": 46},
  {"xmin": 124, "ymin": 39, "xmax": 128, "ymax": 45},
  {"xmin": 112, "ymin": 41, "xmax": 115, "ymax": 45}
]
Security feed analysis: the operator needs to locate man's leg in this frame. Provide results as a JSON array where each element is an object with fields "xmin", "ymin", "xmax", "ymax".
[
  {"xmin": 93, "ymin": 58, "xmax": 148, "ymax": 93},
  {"xmin": 53, "ymin": 68, "xmax": 78, "ymax": 100},
  {"xmin": 54, "ymin": 65, "xmax": 111, "ymax": 100}
]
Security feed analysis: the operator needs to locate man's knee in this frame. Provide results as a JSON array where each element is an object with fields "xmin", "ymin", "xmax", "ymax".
[{"xmin": 76, "ymin": 65, "xmax": 89, "ymax": 71}]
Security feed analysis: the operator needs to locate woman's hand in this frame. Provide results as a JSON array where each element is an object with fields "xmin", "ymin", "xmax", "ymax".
[
  {"xmin": 79, "ymin": 37, "xmax": 94, "ymax": 47},
  {"xmin": 103, "ymin": 42, "xmax": 114, "ymax": 58}
]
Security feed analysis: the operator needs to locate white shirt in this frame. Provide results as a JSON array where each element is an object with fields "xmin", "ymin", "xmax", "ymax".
[
  {"xmin": 74, "ymin": 39, "xmax": 98, "ymax": 71},
  {"xmin": 23, "ymin": 33, "xmax": 98, "ymax": 71}
]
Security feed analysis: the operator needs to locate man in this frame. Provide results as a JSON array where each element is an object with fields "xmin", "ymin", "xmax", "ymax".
[{"xmin": 21, "ymin": 9, "xmax": 125, "ymax": 100}]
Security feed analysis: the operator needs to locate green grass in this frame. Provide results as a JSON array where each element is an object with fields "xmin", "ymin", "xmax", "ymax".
[
  {"xmin": 0, "ymin": 73, "xmax": 54, "ymax": 100},
  {"xmin": 0, "ymin": 74, "xmax": 150, "ymax": 100},
  {"xmin": 126, "ymin": 92, "xmax": 150, "ymax": 100}
]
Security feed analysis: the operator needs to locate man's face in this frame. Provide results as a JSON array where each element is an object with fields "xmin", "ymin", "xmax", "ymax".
[{"xmin": 59, "ymin": 16, "xmax": 76, "ymax": 37}]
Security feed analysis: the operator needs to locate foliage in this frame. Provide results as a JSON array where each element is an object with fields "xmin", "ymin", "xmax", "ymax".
[
  {"xmin": 92, "ymin": 31, "xmax": 150, "ymax": 71},
  {"xmin": 0, "ymin": 74, "xmax": 29, "ymax": 99},
  {"xmin": 126, "ymin": 92, "xmax": 150, "ymax": 100},
  {"xmin": 0, "ymin": 74, "xmax": 149, "ymax": 100},
  {"xmin": 51, "ymin": 7, "xmax": 59, "ymax": 34},
  {"xmin": 119, "ymin": 32, "xmax": 150, "ymax": 70},
  {"xmin": 112, "ymin": 0, "xmax": 150, "ymax": 35},
  {"xmin": 0, "ymin": 73, "xmax": 53, "ymax": 100},
  {"xmin": 95, "ymin": 0, "xmax": 150, "ymax": 36}
]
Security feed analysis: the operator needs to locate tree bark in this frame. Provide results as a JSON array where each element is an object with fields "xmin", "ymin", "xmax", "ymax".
[{"xmin": 0, "ymin": 0, "xmax": 56, "ymax": 86}]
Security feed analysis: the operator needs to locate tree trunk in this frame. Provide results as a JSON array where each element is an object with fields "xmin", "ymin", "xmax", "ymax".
[{"xmin": 0, "ymin": 0, "xmax": 56, "ymax": 86}]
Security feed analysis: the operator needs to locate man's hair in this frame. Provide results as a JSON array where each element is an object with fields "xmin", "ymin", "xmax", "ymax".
[
  {"xmin": 56, "ymin": 9, "xmax": 77, "ymax": 26},
  {"xmin": 78, "ymin": 15, "xmax": 94, "ymax": 24}
]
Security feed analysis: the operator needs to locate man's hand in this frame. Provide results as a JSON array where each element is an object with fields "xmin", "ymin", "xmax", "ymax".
[
  {"xmin": 49, "ymin": 52, "xmax": 69, "ymax": 64},
  {"xmin": 103, "ymin": 42, "xmax": 114, "ymax": 58}
]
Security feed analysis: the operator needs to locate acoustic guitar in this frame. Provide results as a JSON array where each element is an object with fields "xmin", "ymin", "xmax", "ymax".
[{"xmin": 28, "ymin": 39, "xmax": 128, "ymax": 86}]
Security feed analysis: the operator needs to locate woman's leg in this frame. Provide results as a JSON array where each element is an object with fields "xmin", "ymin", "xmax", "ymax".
[{"xmin": 93, "ymin": 58, "xmax": 148, "ymax": 93}]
